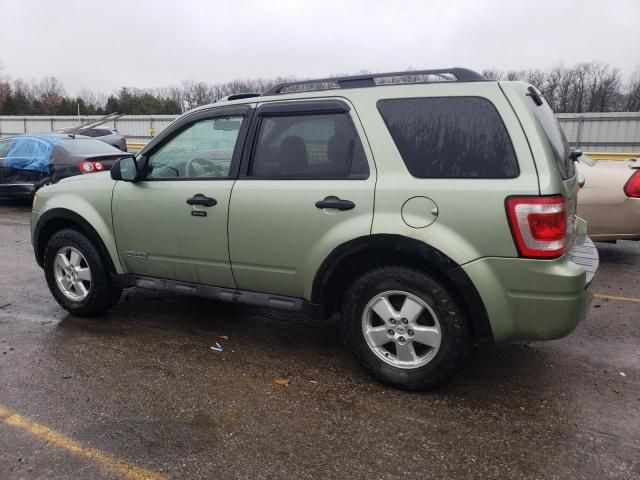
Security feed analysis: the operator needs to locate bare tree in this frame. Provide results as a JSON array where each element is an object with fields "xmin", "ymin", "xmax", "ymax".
[
  {"xmin": 625, "ymin": 66, "xmax": 640, "ymax": 112},
  {"xmin": 78, "ymin": 88, "xmax": 107, "ymax": 112},
  {"xmin": 524, "ymin": 69, "xmax": 545, "ymax": 89},
  {"xmin": 586, "ymin": 63, "xmax": 621, "ymax": 112},
  {"xmin": 36, "ymin": 76, "xmax": 65, "ymax": 114},
  {"xmin": 481, "ymin": 68, "xmax": 503, "ymax": 80},
  {"xmin": 180, "ymin": 80, "xmax": 216, "ymax": 110},
  {"xmin": 542, "ymin": 65, "xmax": 565, "ymax": 111},
  {"xmin": 1, "ymin": 62, "xmax": 640, "ymax": 115}
]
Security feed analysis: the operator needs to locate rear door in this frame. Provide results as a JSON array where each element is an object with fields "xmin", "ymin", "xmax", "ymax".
[{"xmin": 228, "ymin": 100, "xmax": 376, "ymax": 299}]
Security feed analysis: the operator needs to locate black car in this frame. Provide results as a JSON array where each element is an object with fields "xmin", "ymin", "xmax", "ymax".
[{"xmin": 0, "ymin": 133, "xmax": 130, "ymax": 200}]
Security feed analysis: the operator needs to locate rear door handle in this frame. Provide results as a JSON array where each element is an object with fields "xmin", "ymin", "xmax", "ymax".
[
  {"xmin": 186, "ymin": 195, "xmax": 217, "ymax": 207},
  {"xmin": 315, "ymin": 198, "xmax": 355, "ymax": 211}
]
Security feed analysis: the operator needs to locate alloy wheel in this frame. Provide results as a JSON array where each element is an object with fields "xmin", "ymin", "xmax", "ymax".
[
  {"xmin": 362, "ymin": 290, "xmax": 442, "ymax": 369},
  {"xmin": 53, "ymin": 246, "xmax": 92, "ymax": 301}
]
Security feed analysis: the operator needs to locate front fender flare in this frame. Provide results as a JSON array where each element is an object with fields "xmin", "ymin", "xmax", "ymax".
[{"xmin": 33, "ymin": 207, "xmax": 123, "ymax": 273}]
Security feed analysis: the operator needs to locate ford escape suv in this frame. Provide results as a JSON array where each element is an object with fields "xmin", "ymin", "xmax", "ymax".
[{"xmin": 30, "ymin": 68, "xmax": 599, "ymax": 390}]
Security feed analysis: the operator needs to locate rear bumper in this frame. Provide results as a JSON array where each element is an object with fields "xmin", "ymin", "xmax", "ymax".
[
  {"xmin": 0, "ymin": 183, "xmax": 35, "ymax": 199},
  {"xmin": 582, "ymin": 197, "xmax": 640, "ymax": 241},
  {"xmin": 463, "ymin": 235, "xmax": 599, "ymax": 343}
]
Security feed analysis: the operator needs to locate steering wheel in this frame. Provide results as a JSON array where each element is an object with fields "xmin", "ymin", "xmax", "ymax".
[{"xmin": 185, "ymin": 157, "xmax": 212, "ymax": 177}]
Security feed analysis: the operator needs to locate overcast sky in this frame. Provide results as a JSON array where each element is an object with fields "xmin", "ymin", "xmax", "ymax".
[{"xmin": 1, "ymin": 0, "xmax": 638, "ymax": 95}]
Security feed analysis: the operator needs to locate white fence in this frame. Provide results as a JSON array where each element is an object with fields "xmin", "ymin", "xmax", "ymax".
[
  {"xmin": 1, "ymin": 112, "xmax": 639, "ymax": 153},
  {"xmin": 0, "ymin": 115, "xmax": 176, "ymax": 146},
  {"xmin": 557, "ymin": 112, "xmax": 640, "ymax": 153}
]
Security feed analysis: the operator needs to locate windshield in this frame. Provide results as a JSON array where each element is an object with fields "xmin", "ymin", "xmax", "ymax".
[{"xmin": 61, "ymin": 138, "xmax": 119, "ymax": 154}]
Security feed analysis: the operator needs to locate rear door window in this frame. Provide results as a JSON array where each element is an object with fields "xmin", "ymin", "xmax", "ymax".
[
  {"xmin": 377, "ymin": 97, "xmax": 518, "ymax": 178},
  {"xmin": 250, "ymin": 113, "xmax": 369, "ymax": 179}
]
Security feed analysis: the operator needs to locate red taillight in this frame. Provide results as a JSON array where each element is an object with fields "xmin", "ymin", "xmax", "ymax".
[
  {"xmin": 624, "ymin": 171, "xmax": 640, "ymax": 198},
  {"xmin": 79, "ymin": 161, "xmax": 104, "ymax": 173},
  {"xmin": 506, "ymin": 195, "xmax": 567, "ymax": 259},
  {"xmin": 80, "ymin": 161, "xmax": 94, "ymax": 173}
]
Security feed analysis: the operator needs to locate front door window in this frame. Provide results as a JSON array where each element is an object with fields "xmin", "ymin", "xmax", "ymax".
[{"xmin": 147, "ymin": 116, "xmax": 244, "ymax": 179}]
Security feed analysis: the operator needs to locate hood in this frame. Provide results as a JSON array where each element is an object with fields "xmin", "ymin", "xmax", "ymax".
[{"xmin": 57, "ymin": 170, "xmax": 113, "ymax": 184}]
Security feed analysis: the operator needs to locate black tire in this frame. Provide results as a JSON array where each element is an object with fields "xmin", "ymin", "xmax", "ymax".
[
  {"xmin": 341, "ymin": 266, "xmax": 470, "ymax": 390},
  {"xmin": 43, "ymin": 228, "xmax": 122, "ymax": 317}
]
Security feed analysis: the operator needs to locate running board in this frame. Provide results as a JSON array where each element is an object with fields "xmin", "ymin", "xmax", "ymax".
[{"xmin": 112, "ymin": 274, "xmax": 323, "ymax": 317}]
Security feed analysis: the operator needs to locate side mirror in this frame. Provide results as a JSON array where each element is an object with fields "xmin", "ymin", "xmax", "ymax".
[
  {"xmin": 569, "ymin": 149, "xmax": 582, "ymax": 161},
  {"xmin": 111, "ymin": 156, "xmax": 140, "ymax": 182}
]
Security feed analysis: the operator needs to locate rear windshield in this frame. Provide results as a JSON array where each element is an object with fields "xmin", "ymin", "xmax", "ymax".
[
  {"xmin": 527, "ymin": 89, "xmax": 575, "ymax": 180},
  {"xmin": 377, "ymin": 97, "xmax": 518, "ymax": 178},
  {"xmin": 81, "ymin": 129, "xmax": 113, "ymax": 138},
  {"xmin": 61, "ymin": 138, "xmax": 118, "ymax": 154}
]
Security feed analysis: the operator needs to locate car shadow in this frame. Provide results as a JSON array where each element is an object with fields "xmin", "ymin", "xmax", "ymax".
[
  {"xmin": 595, "ymin": 240, "xmax": 640, "ymax": 266},
  {"xmin": 54, "ymin": 289, "xmax": 560, "ymax": 399},
  {"xmin": 0, "ymin": 198, "xmax": 31, "ymax": 207}
]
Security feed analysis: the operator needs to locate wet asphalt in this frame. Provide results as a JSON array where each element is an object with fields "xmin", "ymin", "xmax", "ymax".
[{"xmin": 0, "ymin": 202, "xmax": 638, "ymax": 480}]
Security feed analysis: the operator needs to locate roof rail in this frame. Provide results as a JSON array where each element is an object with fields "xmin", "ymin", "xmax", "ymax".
[
  {"xmin": 218, "ymin": 93, "xmax": 262, "ymax": 102},
  {"xmin": 262, "ymin": 68, "xmax": 486, "ymax": 96}
]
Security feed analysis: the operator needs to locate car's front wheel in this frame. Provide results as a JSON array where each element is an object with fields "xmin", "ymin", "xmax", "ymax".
[
  {"xmin": 341, "ymin": 266, "xmax": 470, "ymax": 390},
  {"xmin": 44, "ymin": 228, "xmax": 122, "ymax": 316}
]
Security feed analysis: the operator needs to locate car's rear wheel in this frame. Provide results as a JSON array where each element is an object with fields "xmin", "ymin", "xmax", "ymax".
[
  {"xmin": 44, "ymin": 228, "xmax": 121, "ymax": 316},
  {"xmin": 341, "ymin": 266, "xmax": 470, "ymax": 390}
]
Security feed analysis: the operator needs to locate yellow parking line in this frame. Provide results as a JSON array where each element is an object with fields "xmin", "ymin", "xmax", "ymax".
[
  {"xmin": 594, "ymin": 293, "xmax": 640, "ymax": 304},
  {"xmin": 0, "ymin": 404, "xmax": 165, "ymax": 480}
]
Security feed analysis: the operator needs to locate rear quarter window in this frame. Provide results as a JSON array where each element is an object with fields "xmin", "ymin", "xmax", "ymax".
[
  {"xmin": 377, "ymin": 97, "xmax": 518, "ymax": 178},
  {"xmin": 527, "ymin": 90, "xmax": 575, "ymax": 180}
]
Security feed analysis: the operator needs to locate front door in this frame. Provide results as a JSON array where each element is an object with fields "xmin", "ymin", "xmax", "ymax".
[
  {"xmin": 112, "ymin": 110, "xmax": 249, "ymax": 287},
  {"xmin": 228, "ymin": 100, "xmax": 376, "ymax": 299}
]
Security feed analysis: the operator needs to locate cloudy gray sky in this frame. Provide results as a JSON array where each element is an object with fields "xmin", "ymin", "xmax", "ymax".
[{"xmin": 1, "ymin": 0, "xmax": 638, "ymax": 95}]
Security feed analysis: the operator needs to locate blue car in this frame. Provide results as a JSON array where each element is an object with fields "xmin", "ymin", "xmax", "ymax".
[{"xmin": 0, "ymin": 133, "xmax": 131, "ymax": 199}]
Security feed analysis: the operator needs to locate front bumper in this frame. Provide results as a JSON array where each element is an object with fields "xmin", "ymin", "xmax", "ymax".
[
  {"xmin": 463, "ymin": 235, "xmax": 599, "ymax": 343},
  {"xmin": 0, "ymin": 183, "xmax": 35, "ymax": 199}
]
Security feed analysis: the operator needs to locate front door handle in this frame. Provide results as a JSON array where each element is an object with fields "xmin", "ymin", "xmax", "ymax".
[
  {"xmin": 315, "ymin": 198, "xmax": 355, "ymax": 211},
  {"xmin": 187, "ymin": 195, "xmax": 217, "ymax": 207}
]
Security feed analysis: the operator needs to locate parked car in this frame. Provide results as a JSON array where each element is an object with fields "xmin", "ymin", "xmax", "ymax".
[
  {"xmin": 0, "ymin": 133, "xmax": 131, "ymax": 200},
  {"xmin": 80, "ymin": 127, "xmax": 127, "ymax": 151},
  {"xmin": 57, "ymin": 113, "xmax": 128, "ymax": 152},
  {"xmin": 30, "ymin": 68, "xmax": 599, "ymax": 390},
  {"xmin": 577, "ymin": 157, "xmax": 640, "ymax": 241}
]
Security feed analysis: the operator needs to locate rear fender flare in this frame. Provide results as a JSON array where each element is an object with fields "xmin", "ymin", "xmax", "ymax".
[{"xmin": 311, "ymin": 234, "xmax": 493, "ymax": 341}]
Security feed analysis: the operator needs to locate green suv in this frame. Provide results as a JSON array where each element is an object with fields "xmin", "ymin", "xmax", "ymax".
[{"xmin": 31, "ymin": 68, "xmax": 598, "ymax": 390}]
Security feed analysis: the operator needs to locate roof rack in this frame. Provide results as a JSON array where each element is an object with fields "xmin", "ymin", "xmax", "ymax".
[
  {"xmin": 57, "ymin": 112, "xmax": 125, "ymax": 134},
  {"xmin": 262, "ymin": 68, "xmax": 486, "ymax": 96},
  {"xmin": 218, "ymin": 93, "xmax": 262, "ymax": 102}
]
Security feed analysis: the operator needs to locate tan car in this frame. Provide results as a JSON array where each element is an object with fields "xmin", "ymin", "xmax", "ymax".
[{"xmin": 577, "ymin": 157, "xmax": 640, "ymax": 241}]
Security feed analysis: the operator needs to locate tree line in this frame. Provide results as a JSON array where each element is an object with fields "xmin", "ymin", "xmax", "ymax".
[{"xmin": 0, "ymin": 61, "xmax": 638, "ymax": 115}]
